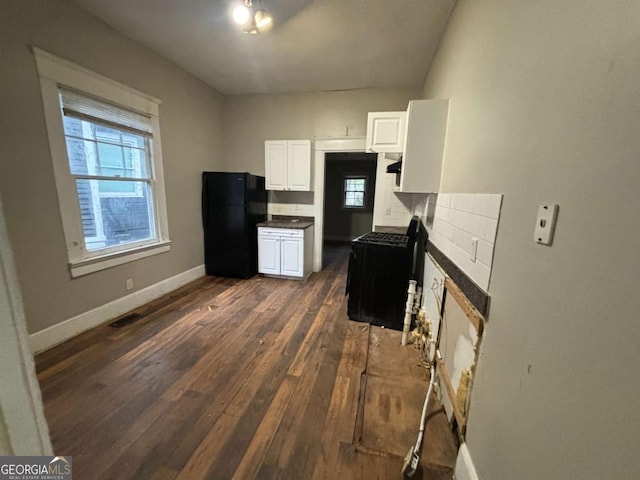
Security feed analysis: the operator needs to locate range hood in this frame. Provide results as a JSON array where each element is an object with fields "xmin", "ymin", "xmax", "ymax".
[{"xmin": 386, "ymin": 159, "xmax": 402, "ymax": 174}]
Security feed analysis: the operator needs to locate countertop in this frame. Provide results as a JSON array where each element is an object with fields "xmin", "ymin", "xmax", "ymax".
[{"xmin": 257, "ymin": 215, "xmax": 314, "ymax": 230}]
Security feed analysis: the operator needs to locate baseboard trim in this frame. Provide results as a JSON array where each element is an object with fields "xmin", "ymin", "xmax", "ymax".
[
  {"xmin": 455, "ymin": 443, "xmax": 480, "ymax": 480},
  {"xmin": 29, "ymin": 264, "xmax": 205, "ymax": 354}
]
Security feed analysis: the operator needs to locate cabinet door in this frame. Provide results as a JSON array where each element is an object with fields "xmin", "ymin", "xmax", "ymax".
[
  {"xmin": 280, "ymin": 236, "xmax": 303, "ymax": 277},
  {"xmin": 286, "ymin": 140, "xmax": 311, "ymax": 191},
  {"xmin": 398, "ymin": 99, "xmax": 449, "ymax": 193},
  {"xmin": 258, "ymin": 234, "xmax": 280, "ymax": 275},
  {"xmin": 365, "ymin": 112, "xmax": 406, "ymax": 153},
  {"xmin": 265, "ymin": 141, "xmax": 287, "ymax": 190}
]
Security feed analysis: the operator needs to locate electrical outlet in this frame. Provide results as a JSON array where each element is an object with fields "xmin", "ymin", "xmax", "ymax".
[
  {"xmin": 385, "ymin": 207, "xmax": 391, "ymax": 216},
  {"xmin": 126, "ymin": 278, "xmax": 133, "ymax": 291},
  {"xmin": 470, "ymin": 237, "xmax": 478, "ymax": 262}
]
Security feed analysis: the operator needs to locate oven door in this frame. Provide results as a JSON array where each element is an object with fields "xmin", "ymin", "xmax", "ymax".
[{"xmin": 345, "ymin": 250, "xmax": 354, "ymax": 296}]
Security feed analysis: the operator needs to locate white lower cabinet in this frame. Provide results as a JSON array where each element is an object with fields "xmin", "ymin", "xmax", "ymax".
[
  {"xmin": 280, "ymin": 237, "xmax": 303, "ymax": 277},
  {"xmin": 257, "ymin": 234, "xmax": 281, "ymax": 275},
  {"xmin": 258, "ymin": 226, "xmax": 313, "ymax": 279}
]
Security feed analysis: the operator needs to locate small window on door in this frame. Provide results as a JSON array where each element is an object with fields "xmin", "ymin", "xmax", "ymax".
[{"xmin": 343, "ymin": 176, "xmax": 366, "ymax": 209}]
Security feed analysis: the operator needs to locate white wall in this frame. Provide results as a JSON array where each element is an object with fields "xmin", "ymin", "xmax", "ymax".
[
  {"xmin": 0, "ymin": 1, "xmax": 225, "ymax": 336},
  {"xmin": 423, "ymin": 1, "xmax": 640, "ymax": 478},
  {"xmin": 0, "ymin": 413, "xmax": 10, "ymax": 454},
  {"xmin": 223, "ymin": 87, "xmax": 420, "ymax": 174}
]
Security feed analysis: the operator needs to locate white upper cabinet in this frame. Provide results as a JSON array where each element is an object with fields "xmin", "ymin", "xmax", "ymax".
[
  {"xmin": 365, "ymin": 111, "xmax": 407, "ymax": 153},
  {"xmin": 265, "ymin": 140, "xmax": 311, "ymax": 191},
  {"xmin": 265, "ymin": 141, "xmax": 287, "ymax": 190},
  {"xmin": 397, "ymin": 99, "xmax": 449, "ymax": 193},
  {"xmin": 286, "ymin": 140, "xmax": 311, "ymax": 191}
]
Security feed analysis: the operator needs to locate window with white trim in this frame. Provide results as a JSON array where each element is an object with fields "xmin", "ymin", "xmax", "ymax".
[
  {"xmin": 60, "ymin": 88, "xmax": 157, "ymax": 252},
  {"xmin": 343, "ymin": 176, "xmax": 367, "ymax": 208},
  {"xmin": 34, "ymin": 48, "xmax": 171, "ymax": 278}
]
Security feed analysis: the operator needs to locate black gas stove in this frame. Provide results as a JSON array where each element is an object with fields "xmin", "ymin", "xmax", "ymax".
[
  {"xmin": 346, "ymin": 217, "xmax": 426, "ymax": 330},
  {"xmin": 353, "ymin": 231, "xmax": 409, "ymax": 247}
]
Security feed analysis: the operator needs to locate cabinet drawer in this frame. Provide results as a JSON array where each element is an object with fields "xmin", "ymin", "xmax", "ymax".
[{"xmin": 258, "ymin": 228, "xmax": 303, "ymax": 238}]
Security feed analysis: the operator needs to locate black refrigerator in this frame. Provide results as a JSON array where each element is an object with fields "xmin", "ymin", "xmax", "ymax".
[{"xmin": 202, "ymin": 172, "xmax": 267, "ymax": 279}]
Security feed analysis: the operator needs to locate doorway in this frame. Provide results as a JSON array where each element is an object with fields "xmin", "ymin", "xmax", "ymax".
[
  {"xmin": 312, "ymin": 137, "xmax": 367, "ymax": 272},
  {"xmin": 322, "ymin": 152, "xmax": 377, "ymax": 261}
]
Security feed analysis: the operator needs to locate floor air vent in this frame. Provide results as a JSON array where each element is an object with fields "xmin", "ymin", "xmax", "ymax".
[{"xmin": 109, "ymin": 313, "xmax": 143, "ymax": 328}]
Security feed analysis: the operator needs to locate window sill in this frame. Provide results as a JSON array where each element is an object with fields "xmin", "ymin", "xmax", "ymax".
[{"xmin": 69, "ymin": 240, "xmax": 171, "ymax": 278}]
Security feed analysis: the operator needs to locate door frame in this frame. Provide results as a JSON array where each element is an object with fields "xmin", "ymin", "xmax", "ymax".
[
  {"xmin": 0, "ymin": 196, "xmax": 52, "ymax": 454},
  {"xmin": 312, "ymin": 137, "xmax": 366, "ymax": 271}
]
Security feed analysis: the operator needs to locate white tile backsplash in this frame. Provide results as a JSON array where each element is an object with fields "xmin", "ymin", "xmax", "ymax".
[
  {"xmin": 437, "ymin": 193, "xmax": 452, "ymax": 208},
  {"xmin": 484, "ymin": 217, "xmax": 498, "ymax": 242},
  {"xmin": 268, "ymin": 202, "xmax": 314, "ymax": 217},
  {"xmin": 429, "ymin": 193, "xmax": 502, "ymax": 291},
  {"xmin": 434, "ymin": 205, "xmax": 449, "ymax": 222},
  {"xmin": 368, "ymin": 167, "xmax": 503, "ymax": 291},
  {"xmin": 476, "ymin": 238, "xmax": 494, "ymax": 266},
  {"xmin": 471, "ymin": 194, "xmax": 503, "ymax": 219},
  {"xmin": 451, "ymin": 193, "xmax": 473, "ymax": 213},
  {"xmin": 268, "ymin": 190, "xmax": 314, "ymax": 218},
  {"xmin": 451, "ymin": 225, "xmax": 473, "ymax": 254},
  {"xmin": 372, "ymin": 157, "xmax": 416, "ymax": 227}
]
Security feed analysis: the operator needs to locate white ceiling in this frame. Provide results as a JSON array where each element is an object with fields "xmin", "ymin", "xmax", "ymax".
[{"xmin": 71, "ymin": 0, "xmax": 456, "ymax": 95}]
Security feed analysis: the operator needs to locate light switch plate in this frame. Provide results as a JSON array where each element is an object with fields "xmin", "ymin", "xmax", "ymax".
[{"xmin": 534, "ymin": 204, "xmax": 559, "ymax": 245}]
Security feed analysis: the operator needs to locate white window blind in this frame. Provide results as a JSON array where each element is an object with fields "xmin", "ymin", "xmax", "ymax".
[{"xmin": 59, "ymin": 87, "xmax": 153, "ymax": 138}]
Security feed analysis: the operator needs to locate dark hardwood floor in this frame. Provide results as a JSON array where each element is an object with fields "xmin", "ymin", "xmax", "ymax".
[{"xmin": 36, "ymin": 246, "xmax": 456, "ymax": 479}]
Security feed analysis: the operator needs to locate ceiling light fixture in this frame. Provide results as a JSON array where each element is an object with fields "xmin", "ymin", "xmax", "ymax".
[
  {"xmin": 231, "ymin": 0, "xmax": 273, "ymax": 34},
  {"xmin": 232, "ymin": 3, "xmax": 251, "ymax": 25},
  {"xmin": 254, "ymin": 9, "xmax": 273, "ymax": 29}
]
